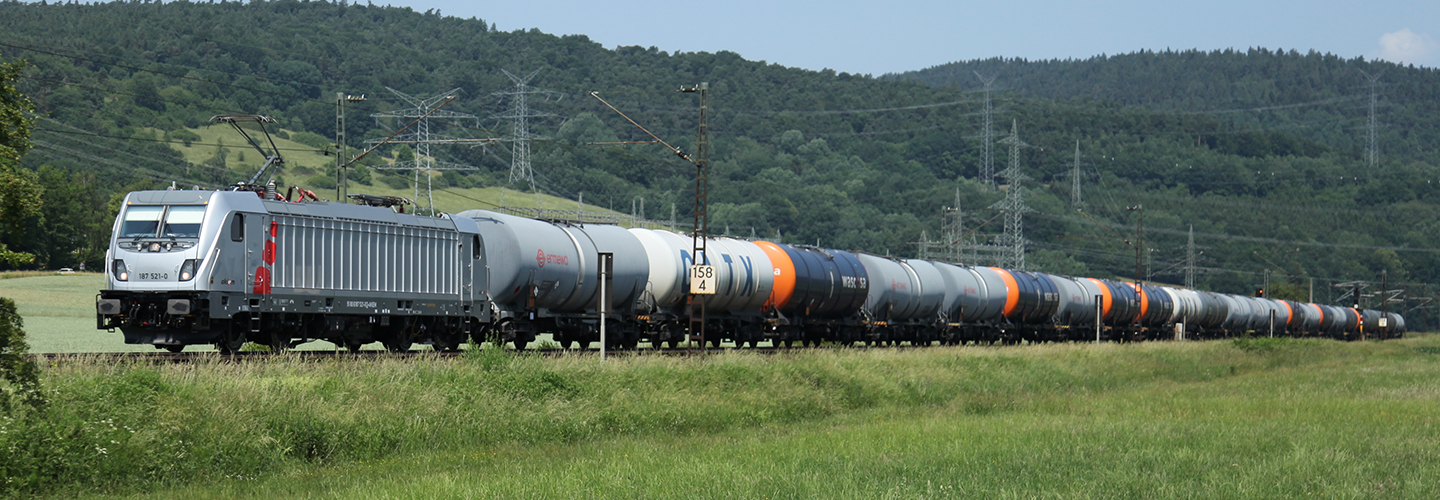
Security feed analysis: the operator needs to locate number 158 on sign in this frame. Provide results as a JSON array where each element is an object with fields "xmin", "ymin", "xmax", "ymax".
[{"xmin": 690, "ymin": 265, "xmax": 717, "ymax": 295}]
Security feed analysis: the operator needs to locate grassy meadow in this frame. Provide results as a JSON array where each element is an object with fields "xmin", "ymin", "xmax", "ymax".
[{"xmin": 4, "ymin": 334, "xmax": 1438, "ymax": 498}]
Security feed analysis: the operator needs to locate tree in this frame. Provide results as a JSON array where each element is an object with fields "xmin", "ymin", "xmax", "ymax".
[
  {"xmin": 0, "ymin": 59, "xmax": 33, "ymax": 166},
  {"xmin": 0, "ymin": 59, "xmax": 38, "ymax": 268}
]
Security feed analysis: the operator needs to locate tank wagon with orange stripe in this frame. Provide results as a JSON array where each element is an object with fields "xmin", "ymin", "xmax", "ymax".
[{"xmin": 97, "ymin": 193, "xmax": 1408, "ymax": 352}]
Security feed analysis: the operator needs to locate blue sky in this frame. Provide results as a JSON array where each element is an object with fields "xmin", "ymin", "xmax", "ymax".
[{"xmin": 384, "ymin": 0, "xmax": 1438, "ymax": 75}]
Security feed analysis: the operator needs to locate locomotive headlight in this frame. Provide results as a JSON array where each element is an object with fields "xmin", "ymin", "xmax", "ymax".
[
  {"xmin": 179, "ymin": 259, "xmax": 199, "ymax": 282},
  {"xmin": 113, "ymin": 259, "xmax": 128, "ymax": 281}
]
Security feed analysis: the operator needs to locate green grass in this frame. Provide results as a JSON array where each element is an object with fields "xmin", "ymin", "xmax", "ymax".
[
  {"xmin": 7, "ymin": 335, "xmax": 1440, "ymax": 498},
  {"xmin": 0, "ymin": 273, "xmax": 149, "ymax": 353}
]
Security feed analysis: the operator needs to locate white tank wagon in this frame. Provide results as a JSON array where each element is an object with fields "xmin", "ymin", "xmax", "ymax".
[
  {"xmin": 625, "ymin": 228, "xmax": 775, "ymax": 347},
  {"xmin": 98, "ymin": 190, "xmax": 486, "ymax": 352},
  {"xmin": 458, "ymin": 210, "xmax": 651, "ymax": 350}
]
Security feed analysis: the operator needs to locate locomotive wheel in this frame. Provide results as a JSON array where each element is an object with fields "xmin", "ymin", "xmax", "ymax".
[
  {"xmin": 783, "ymin": 340, "xmax": 793, "ymax": 348},
  {"xmin": 216, "ymin": 323, "xmax": 246, "ymax": 354},
  {"xmin": 269, "ymin": 330, "xmax": 289, "ymax": 353}
]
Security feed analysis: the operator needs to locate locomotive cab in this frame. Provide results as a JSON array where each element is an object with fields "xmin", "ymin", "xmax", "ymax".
[{"xmin": 97, "ymin": 190, "xmax": 249, "ymax": 350}]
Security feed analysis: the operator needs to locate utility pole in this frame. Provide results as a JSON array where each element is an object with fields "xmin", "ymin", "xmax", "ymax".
[
  {"xmin": 1127, "ymin": 204, "xmax": 1144, "ymax": 285},
  {"xmin": 681, "ymin": 83, "xmax": 711, "ymax": 350},
  {"xmin": 1380, "ymin": 269, "xmax": 1390, "ymax": 338},
  {"xmin": 590, "ymin": 85, "xmax": 710, "ymax": 347},
  {"xmin": 992, "ymin": 120, "xmax": 1033, "ymax": 270},
  {"xmin": 975, "ymin": 71, "xmax": 997, "ymax": 191},
  {"xmin": 1185, "ymin": 225, "xmax": 1196, "ymax": 288},
  {"xmin": 335, "ymin": 93, "xmax": 366, "ymax": 202},
  {"xmin": 1070, "ymin": 140, "xmax": 1084, "ymax": 210}
]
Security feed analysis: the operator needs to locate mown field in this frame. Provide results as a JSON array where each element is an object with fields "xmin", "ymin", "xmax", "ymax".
[{"xmin": 4, "ymin": 332, "xmax": 1439, "ymax": 499}]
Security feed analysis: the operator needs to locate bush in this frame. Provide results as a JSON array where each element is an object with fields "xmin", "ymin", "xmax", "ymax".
[
  {"xmin": 288, "ymin": 131, "xmax": 332, "ymax": 149},
  {"xmin": 0, "ymin": 297, "xmax": 43, "ymax": 415},
  {"xmin": 346, "ymin": 164, "xmax": 372, "ymax": 186},
  {"xmin": 305, "ymin": 174, "xmax": 336, "ymax": 190},
  {"xmin": 166, "ymin": 129, "xmax": 201, "ymax": 147},
  {"xmin": 381, "ymin": 175, "xmax": 410, "ymax": 189}
]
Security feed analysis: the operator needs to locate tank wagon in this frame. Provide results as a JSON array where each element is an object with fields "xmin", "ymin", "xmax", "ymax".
[{"xmin": 97, "ymin": 190, "xmax": 1407, "ymax": 352}]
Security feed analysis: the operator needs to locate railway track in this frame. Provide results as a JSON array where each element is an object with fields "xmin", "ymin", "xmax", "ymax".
[{"xmin": 29, "ymin": 344, "xmax": 923, "ymax": 363}]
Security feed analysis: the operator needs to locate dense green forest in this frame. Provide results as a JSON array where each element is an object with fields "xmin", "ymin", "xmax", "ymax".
[{"xmin": 0, "ymin": 0, "xmax": 1436, "ymax": 328}]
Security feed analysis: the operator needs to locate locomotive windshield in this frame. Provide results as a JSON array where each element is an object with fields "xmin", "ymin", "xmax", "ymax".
[
  {"xmin": 161, "ymin": 206, "xmax": 206, "ymax": 238},
  {"xmin": 120, "ymin": 205, "xmax": 207, "ymax": 239}
]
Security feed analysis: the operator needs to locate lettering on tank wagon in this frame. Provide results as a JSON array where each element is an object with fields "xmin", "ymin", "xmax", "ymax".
[
  {"xmin": 891, "ymin": 279, "xmax": 908, "ymax": 291},
  {"xmin": 841, "ymin": 276, "xmax": 867, "ymax": 289},
  {"xmin": 720, "ymin": 254, "xmax": 757, "ymax": 296},
  {"xmin": 535, "ymin": 249, "xmax": 570, "ymax": 268}
]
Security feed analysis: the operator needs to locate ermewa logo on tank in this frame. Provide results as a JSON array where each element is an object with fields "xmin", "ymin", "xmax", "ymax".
[{"xmin": 535, "ymin": 249, "xmax": 569, "ymax": 268}]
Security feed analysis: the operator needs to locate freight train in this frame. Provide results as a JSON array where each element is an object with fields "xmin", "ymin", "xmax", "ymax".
[{"xmin": 96, "ymin": 189, "xmax": 1406, "ymax": 352}]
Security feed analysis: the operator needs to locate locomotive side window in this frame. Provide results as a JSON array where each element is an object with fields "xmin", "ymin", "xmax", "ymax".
[
  {"xmin": 161, "ymin": 205, "xmax": 207, "ymax": 238},
  {"xmin": 472, "ymin": 235, "xmax": 482, "ymax": 259},
  {"xmin": 119, "ymin": 205, "xmax": 164, "ymax": 238},
  {"xmin": 231, "ymin": 213, "xmax": 245, "ymax": 242}
]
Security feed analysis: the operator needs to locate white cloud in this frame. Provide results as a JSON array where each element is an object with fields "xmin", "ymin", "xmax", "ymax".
[{"xmin": 1376, "ymin": 28, "xmax": 1437, "ymax": 66}]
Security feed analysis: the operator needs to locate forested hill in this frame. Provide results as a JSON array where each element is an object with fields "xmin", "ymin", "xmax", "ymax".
[
  {"xmin": 0, "ymin": 1, "xmax": 1437, "ymax": 328},
  {"xmin": 888, "ymin": 50, "xmax": 1440, "ymax": 164}
]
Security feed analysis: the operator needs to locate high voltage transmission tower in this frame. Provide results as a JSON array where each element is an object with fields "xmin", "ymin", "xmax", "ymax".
[
  {"xmin": 991, "ymin": 120, "xmax": 1033, "ymax": 270},
  {"xmin": 492, "ymin": 68, "xmax": 560, "ymax": 197},
  {"xmin": 1070, "ymin": 140, "xmax": 1084, "ymax": 210},
  {"xmin": 975, "ymin": 71, "xmax": 998, "ymax": 190},
  {"xmin": 915, "ymin": 188, "xmax": 1005, "ymax": 266},
  {"xmin": 368, "ymin": 87, "xmax": 488, "ymax": 212},
  {"xmin": 1360, "ymin": 70, "xmax": 1381, "ymax": 171}
]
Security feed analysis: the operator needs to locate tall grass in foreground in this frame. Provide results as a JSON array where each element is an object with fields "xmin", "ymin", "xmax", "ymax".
[{"xmin": 5, "ymin": 336, "xmax": 1439, "ymax": 498}]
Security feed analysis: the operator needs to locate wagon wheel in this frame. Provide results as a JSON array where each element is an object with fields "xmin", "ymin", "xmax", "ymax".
[
  {"xmin": 165, "ymin": 345, "xmax": 185, "ymax": 353},
  {"xmin": 433, "ymin": 329, "xmax": 463, "ymax": 352}
]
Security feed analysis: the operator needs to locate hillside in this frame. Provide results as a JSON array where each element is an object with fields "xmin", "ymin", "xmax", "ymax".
[
  {"xmin": 0, "ymin": 1, "xmax": 1436, "ymax": 329},
  {"xmin": 887, "ymin": 50, "xmax": 1440, "ymax": 164}
]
